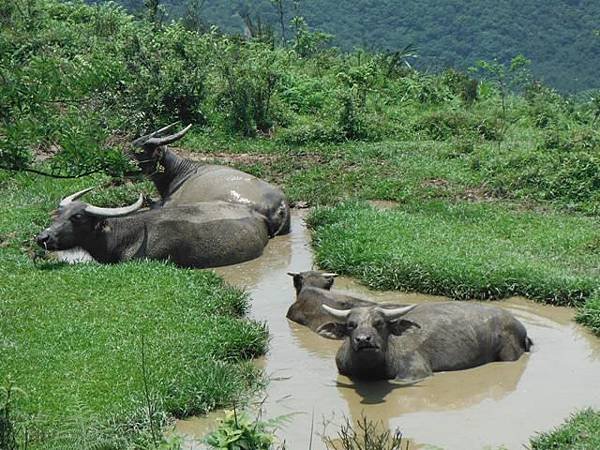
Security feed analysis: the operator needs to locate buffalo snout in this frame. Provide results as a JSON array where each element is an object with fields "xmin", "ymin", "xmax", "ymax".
[
  {"xmin": 353, "ymin": 333, "xmax": 378, "ymax": 350},
  {"xmin": 36, "ymin": 230, "xmax": 50, "ymax": 248}
]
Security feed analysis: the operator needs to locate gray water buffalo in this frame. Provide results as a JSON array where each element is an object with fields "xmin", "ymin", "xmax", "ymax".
[
  {"xmin": 36, "ymin": 188, "xmax": 269, "ymax": 268},
  {"xmin": 131, "ymin": 123, "xmax": 290, "ymax": 237},
  {"xmin": 318, "ymin": 302, "xmax": 532, "ymax": 381},
  {"xmin": 286, "ymin": 271, "xmax": 406, "ymax": 334}
]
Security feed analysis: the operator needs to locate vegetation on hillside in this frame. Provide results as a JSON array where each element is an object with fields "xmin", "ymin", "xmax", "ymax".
[
  {"xmin": 110, "ymin": 0, "xmax": 600, "ymax": 92},
  {"xmin": 3, "ymin": 1, "xmax": 599, "ymax": 213}
]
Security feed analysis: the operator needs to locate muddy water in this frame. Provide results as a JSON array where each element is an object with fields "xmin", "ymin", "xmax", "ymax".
[{"xmin": 61, "ymin": 212, "xmax": 600, "ymax": 449}]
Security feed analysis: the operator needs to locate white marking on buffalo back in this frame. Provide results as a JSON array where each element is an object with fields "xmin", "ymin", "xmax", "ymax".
[{"xmin": 229, "ymin": 190, "xmax": 252, "ymax": 204}]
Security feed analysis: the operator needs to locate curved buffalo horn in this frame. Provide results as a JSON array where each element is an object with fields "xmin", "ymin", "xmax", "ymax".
[
  {"xmin": 377, "ymin": 304, "xmax": 418, "ymax": 320},
  {"xmin": 286, "ymin": 272, "xmax": 300, "ymax": 277},
  {"xmin": 322, "ymin": 304, "xmax": 352, "ymax": 319},
  {"xmin": 132, "ymin": 122, "xmax": 179, "ymax": 147},
  {"xmin": 145, "ymin": 124, "xmax": 192, "ymax": 147},
  {"xmin": 322, "ymin": 272, "xmax": 338, "ymax": 277},
  {"xmin": 59, "ymin": 187, "xmax": 95, "ymax": 207},
  {"xmin": 84, "ymin": 194, "xmax": 144, "ymax": 218}
]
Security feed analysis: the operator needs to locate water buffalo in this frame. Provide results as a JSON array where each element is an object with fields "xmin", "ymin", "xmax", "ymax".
[
  {"xmin": 131, "ymin": 123, "xmax": 290, "ymax": 237},
  {"xmin": 36, "ymin": 188, "xmax": 269, "ymax": 268},
  {"xmin": 318, "ymin": 302, "xmax": 532, "ymax": 381},
  {"xmin": 286, "ymin": 271, "xmax": 406, "ymax": 334}
]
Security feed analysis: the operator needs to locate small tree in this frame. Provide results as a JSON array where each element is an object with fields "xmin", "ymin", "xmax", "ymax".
[
  {"xmin": 270, "ymin": 0, "xmax": 286, "ymax": 45},
  {"xmin": 472, "ymin": 54, "xmax": 531, "ymax": 117}
]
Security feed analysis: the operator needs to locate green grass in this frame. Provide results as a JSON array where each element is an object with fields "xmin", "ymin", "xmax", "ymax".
[
  {"xmin": 0, "ymin": 173, "xmax": 268, "ymax": 449},
  {"xmin": 308, "ymin": 201, "xmax": 599, "ymax": 307},
  {"xmin": 530, "ymin": 409, "xmax": 600, "ymax": 450},
  {"xmin": 576, "ymin": 291, "xmax": 600, "ymax": 335}
]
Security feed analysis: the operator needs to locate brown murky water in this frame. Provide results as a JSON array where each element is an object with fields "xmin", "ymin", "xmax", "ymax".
[{"xmin": 60, "ymin": 212, "xmax": 600, "ymax": 449}]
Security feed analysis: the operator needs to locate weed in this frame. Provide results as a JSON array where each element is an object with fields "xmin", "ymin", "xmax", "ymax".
[
  {"xmin": 205, "ymin": 408, "xmax": 286, "ymax": 450},
  {"xmin": 323, "ymin": 414, "xmax": 407, "ymax": 450}
]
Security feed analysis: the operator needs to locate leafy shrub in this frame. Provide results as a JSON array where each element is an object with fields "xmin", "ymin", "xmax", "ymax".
[
  {"xmin": 441, "ymin": 68, "xmax": 479, "ymax": 106},
  {"xmin": 279, "ymin": 74, "xmax": 335, "ymax": 114},
  {"xmin": 205, "ymin": 410, "xmax": 283, "ymax": 450},
  {"xmin": 215, "ymin": 40, "xmax": 282, "ymax": 136}
]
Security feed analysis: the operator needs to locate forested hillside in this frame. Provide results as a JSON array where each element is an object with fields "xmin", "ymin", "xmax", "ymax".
[{"xmin": 107, "ymin": 0, "xmax": 600, "ymax": 93}]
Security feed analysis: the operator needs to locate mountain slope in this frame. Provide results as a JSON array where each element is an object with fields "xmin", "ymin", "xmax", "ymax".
[{"xmin": 144, "ymin": 0, "xmax": 600, "ymax": 92}]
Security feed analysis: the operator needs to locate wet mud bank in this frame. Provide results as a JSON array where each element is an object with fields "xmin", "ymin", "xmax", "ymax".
[{"xmin": 176, "ymin": 211, "xmax": 600, "ymax": 449}]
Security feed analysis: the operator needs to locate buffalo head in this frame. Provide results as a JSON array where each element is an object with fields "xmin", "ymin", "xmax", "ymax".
[
  {"xmin": 36, "ymin": 188, "xmax": 143, "ymax": 251},
  {"xmin": 131, "ymin": 122, "xmax": 192, "ymax": 174},
  {"xmin": 287, "ymin": 271, "xmax": 338, "ymax": 294},
  {"xmin": 318, "ymin": 304, "xmax": 420, "ymax": 353}
]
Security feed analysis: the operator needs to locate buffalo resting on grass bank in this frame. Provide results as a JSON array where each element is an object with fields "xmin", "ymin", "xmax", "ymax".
[
  {"xmin": 36, "ymin": 188, "xmax": 269, "ymax": 268},
  {"xmin": 318, "ymin": 302, "xmax": 532, "ymax": 381},
  {"xmin": 131, "ymin": 123, "xmax": 290, "ymax": 237},
  {"xmin": 286, "ymin": 271, "xmax": 408, "ymax": 334}
]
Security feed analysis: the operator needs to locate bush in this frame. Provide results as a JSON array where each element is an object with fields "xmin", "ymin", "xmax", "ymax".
[{"xmin": 215, "ymin": 40, "xmax": 283, "ymax": 136}]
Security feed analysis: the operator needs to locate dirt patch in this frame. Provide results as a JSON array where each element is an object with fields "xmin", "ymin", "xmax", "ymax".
[
  {"xmin": 367, "ymin": 200, "xmax": 400, "ymax": 209},
  {"xmin": 171, "ymin": 147, "xmax": 281, "ymax": 166},
  {"xmin": 460, "ymin": 186, "xmax": 497, "ymax": 202},
  {"xmin": 171, "ymin": 147, "xmax": 330, "ymax": 168},
  {"xmin": 422, "ymin": 178, "xmax": 450, "ymax": 188},
  {"xmin": 34, "ymin": 144, "xmax": 61, "ymax": 162}
]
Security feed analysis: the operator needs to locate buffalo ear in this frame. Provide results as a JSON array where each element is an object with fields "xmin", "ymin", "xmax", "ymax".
[
  {"xmin": 316, "ymin": 322, "xmax": 346, "ymax": 340},
  {"xmin": 289, "ymin": 273, "xmax": 303, "ymax": 292},
  {"xmin": 389, "ymin": 319, "xmax": 421, "ymax": 336}
]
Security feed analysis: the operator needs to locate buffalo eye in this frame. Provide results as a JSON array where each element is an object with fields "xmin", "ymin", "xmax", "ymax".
[
  {"xmin": 347, "ymin": 321, "xmax": 357, "ymax": 330},
  {"xmin": 70, "ymin": 213, "xmax": 85, "ymax": 223},
  {"xmin": 373, "ymin": 318, "xmax": 384, "ymax": 329}
]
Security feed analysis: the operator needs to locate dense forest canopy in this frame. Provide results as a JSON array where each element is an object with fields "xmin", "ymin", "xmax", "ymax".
[{"xmin": 94, "ymin": 0, "xmax": 600, "ymax": 93}]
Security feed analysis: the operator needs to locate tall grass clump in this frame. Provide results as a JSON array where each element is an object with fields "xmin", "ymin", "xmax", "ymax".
[
  {"xmin": 529, "ymin": 409, "xmax": 600, "ymax": 450},
  {"xmin": 576, "ymin": 290, "xmax": 600, "ymax": 336}
]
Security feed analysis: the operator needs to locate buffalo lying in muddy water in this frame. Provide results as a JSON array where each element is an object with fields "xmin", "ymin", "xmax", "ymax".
[
  {"xmin": 286, "ymin": 271, "xmax": 408, "ymax": 333},
  {"xmin": 36, "ymin": 188, "xmax": 269, "ymax": 268},
  {"xmin": 318, "ymin": 302, "xmax": 532, "ymax": 381},
  {"xmin": 131, "ymin": 123, "xmax": 290, "ymax": 237}
]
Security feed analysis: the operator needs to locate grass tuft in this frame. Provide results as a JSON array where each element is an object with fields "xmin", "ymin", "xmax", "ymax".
[{"xmin": 530, "ymin": 409, "xmax": 600, "ymax": 450}]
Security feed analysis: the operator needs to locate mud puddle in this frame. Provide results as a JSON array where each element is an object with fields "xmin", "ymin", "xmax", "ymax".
[{"xmin": 60, "ymin": 212, "xmax": 600, "ymax": 449}]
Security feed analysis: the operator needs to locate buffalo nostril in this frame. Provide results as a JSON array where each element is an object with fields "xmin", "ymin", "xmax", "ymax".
[{"xmin": 36, "ymin": 232, "xmax": 49, "ymax": 247}]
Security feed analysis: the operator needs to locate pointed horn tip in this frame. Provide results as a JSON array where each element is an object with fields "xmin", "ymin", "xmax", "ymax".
[
  {"xmin": 322, "ymin": 272, "xmax": 338, "ymax": 277},
  {"xmin": 59, "ymin": 187, "xmax": 95, "ymax": 207},
  {"xmin": 131, "ymin": 122, "xmax": 182, "ymax": 146},
  {"xmin": 286, "ymin": 272, "xmax": 299, "ymax": 277},
  {"xmin": 379, "ymin": 304, "xmax": 418, "ymax": 317}
]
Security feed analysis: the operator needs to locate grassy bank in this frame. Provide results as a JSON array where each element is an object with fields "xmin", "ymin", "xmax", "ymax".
[
  {"xmin": 307, "ymin": 201, "xmax": 599, "ymax": 319},
  {"xmin": 0, "ymin": 173, "xmax": 268, "ymax": 449},
  {"xmin": 530, "ymin": 409, "xmax": 600, "ymax": 449}
]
